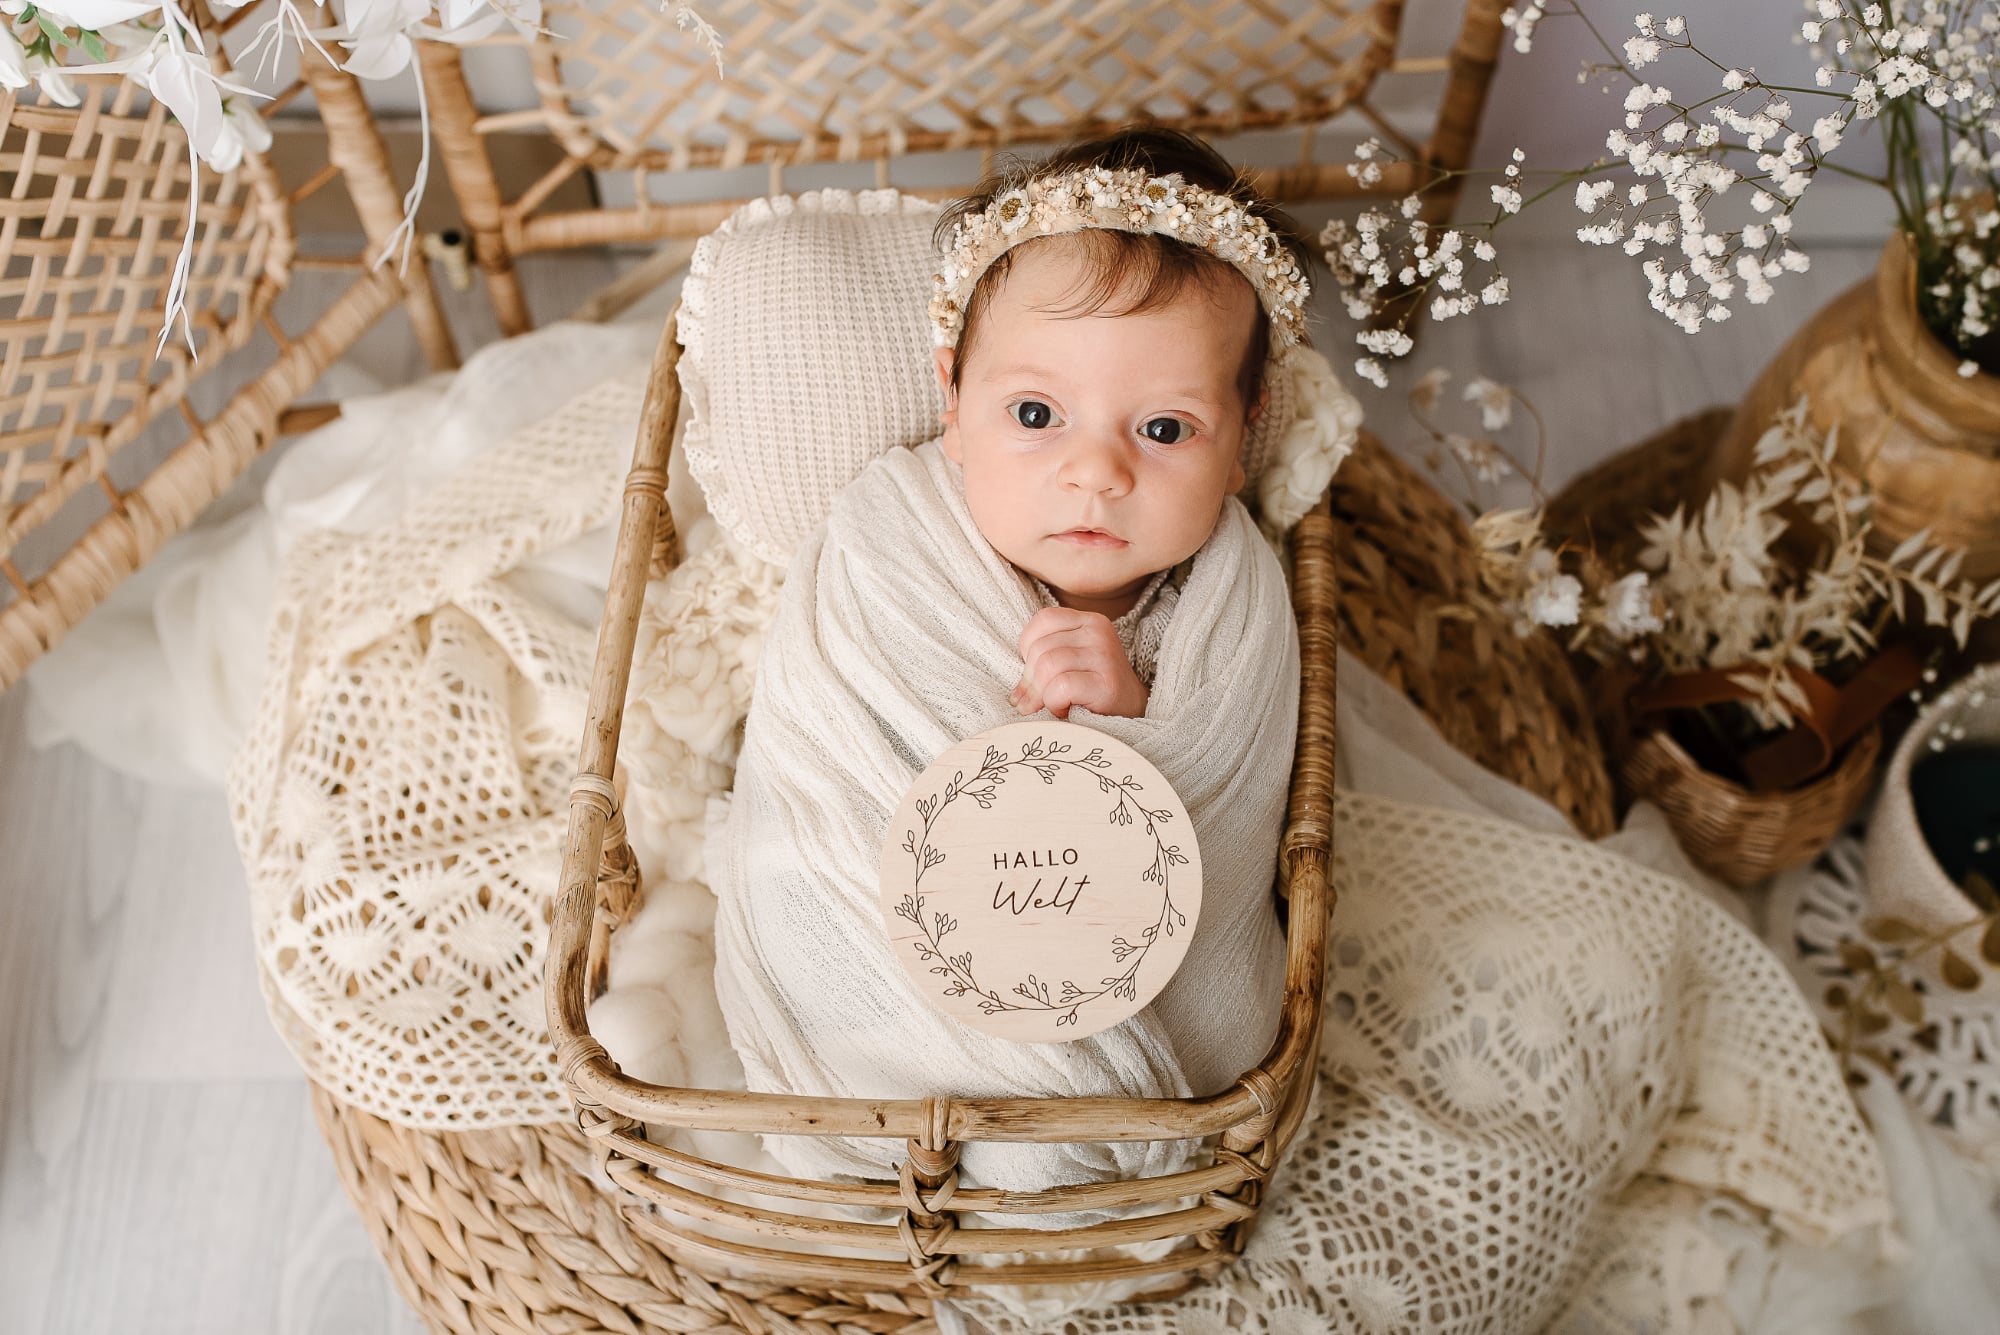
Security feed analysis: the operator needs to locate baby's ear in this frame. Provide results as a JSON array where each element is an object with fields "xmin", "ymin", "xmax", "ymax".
[
  {"xmin": 934, "ymin": 347, "xmax": 962, "ymax": 461},
  {"xmin": 933, "ymin": 347, "xmax": 957, "ymax": 413}
]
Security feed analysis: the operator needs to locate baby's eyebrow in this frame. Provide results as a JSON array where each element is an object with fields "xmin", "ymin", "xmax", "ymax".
[
  {"xmin": 985, "ymin": 364, "xmax": 1225, "ymax": 412},
  {"xmin": 984, "ymin": 363, "xmax": 1063, "ymax": 382}
]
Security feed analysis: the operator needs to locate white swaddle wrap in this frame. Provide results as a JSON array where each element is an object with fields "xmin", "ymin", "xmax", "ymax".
[{"xmin": 708, "ymin": 436, "xmax": 1296, "ymax": 1192}]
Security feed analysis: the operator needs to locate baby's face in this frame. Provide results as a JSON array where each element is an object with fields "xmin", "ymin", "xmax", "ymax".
[{"xmin": 934, "ymin": 236, "xmax": 1264, "ymax": 619}]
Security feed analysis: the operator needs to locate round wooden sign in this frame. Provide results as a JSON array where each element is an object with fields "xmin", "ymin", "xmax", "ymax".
[{"xmin": 878, "ymin": 720, "xmax": 1202, "ymax": 1043}]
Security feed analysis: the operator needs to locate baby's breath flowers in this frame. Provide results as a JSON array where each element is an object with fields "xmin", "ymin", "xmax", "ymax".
[
  {"xmin": 1328, "ymin": 143, "xmax": 1517, "ymax": 388},
  {"xmin": 1406, "ymin": 366, "xmax": 1542, "ymax": 502},
  {"xmin": 1331, "ymin": 2, "xmax": 2000, "ymax": 382}
]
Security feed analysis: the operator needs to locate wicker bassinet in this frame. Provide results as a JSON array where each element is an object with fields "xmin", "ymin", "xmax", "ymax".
[
  {"xmin": 0, "ymin": 1, "xmax": 458, "ymax": 692},
  {"xmin": 283, "ymin": 2, "xmax": 1619, "ymax": 1330},
  {"xmin": 312, "ymin": 418, "xmax": 1613, "ymax": 1333}
]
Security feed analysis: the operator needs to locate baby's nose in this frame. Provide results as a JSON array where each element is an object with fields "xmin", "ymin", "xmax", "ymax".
[{"xmin": 1062, "ymin": 433, "xmax": 1136, "ymax": 494}]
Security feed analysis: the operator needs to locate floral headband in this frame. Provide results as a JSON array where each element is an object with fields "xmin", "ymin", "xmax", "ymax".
[{"xmin": 928, "ymin": 166, "xmax": 1312, "ymax": 356}]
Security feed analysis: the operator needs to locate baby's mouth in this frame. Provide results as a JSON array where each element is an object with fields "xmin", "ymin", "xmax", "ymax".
[{"xmin": 1052, "ymin": 527, "xmax": 1129, "ymax": 549}]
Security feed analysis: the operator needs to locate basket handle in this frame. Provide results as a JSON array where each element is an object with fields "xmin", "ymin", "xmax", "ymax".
[{"xmin": 547, "ymin": 300, "xmax": 685, "ymax": 1069}]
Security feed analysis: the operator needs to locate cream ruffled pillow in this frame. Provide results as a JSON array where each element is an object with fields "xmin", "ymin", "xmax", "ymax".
[{"xmin": 675, "ymin": 186, "xmax": 1359, "ymax": 567}]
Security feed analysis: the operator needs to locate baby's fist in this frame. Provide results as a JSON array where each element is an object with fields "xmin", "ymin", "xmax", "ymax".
[{"xmin": 1013, "ymin": 607, "xmax": 1149, "ymax": 720}]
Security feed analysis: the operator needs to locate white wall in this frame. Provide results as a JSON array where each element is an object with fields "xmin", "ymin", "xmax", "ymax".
[{"xmin": 1453, "ymin": 0, "xmax": 1892, "ymax": 237}]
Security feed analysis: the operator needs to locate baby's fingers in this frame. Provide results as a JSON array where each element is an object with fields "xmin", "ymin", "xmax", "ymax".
[
  {"xmin": 1010, "ymin": 672, "xmax": 1045, "ymax": 716},
  {"xmin": 1038, "ymin": 668, "xmax": 1107, "ymax": 721},
  {"xmin": 1018, "ymin": 606, "xmax": 1105, "ymax": 659}
]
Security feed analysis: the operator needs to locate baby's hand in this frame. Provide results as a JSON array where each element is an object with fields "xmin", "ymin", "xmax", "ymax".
[{"xmin": 1012, "ymin": 608, "xmax": 1149, "ymax": 720}]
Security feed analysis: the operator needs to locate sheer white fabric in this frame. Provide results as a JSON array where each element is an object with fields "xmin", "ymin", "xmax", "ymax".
[{"xmin": 707, "ymin": 440, "xmax": 1294, "ymax": 1190}]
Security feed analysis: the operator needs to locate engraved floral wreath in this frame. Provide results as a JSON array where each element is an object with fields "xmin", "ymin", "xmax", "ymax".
[{"xmin": 893, "ymin": 733, "xmax": 1189, "ymax": 1029}]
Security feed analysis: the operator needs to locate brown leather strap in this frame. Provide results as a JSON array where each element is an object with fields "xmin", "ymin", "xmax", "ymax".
[
  {"xmin": 1629, "ymin": 644, "xmax": 1923, "ymax": 792},
  {"xmin": 1740, "ymin": 643, "xmax": 1923, "ymax": 790}
]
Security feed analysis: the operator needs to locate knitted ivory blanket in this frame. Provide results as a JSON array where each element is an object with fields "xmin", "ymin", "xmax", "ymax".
[{"xmin": 706, "ymin": 438, "xmax": 1294, "ymax": 1192}]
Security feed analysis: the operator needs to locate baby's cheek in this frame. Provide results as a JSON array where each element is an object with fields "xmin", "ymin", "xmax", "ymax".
[{"xmin": 965, "ymin": 471, "xmax": 1038, "ymax": 553}]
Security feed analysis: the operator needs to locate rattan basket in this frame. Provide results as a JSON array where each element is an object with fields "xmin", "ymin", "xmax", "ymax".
[
  {"xmin": 0, "ymin": 6, "xmax": 458, "ymax": 691},
  {"xmin": 1620, "ymin": 722, "xmax": 1882, "ymax": 887},
  {"xmin": 540, "ymin": 303, "xmax": 1331, "ymax": 1297}
]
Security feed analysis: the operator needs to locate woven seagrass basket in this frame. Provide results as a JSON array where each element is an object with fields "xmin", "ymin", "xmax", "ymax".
[
  {"xmin": 310, "ymin": 418, "xmax": 1613, "ymax": 1332},
  {"xmin": 1546, "ymin": 409, "xmax": 1882, "ymax": 886},
  {"xmin": 0, "ymin": 3, "xmax": 458, "ymax": 692},
  {"xmin": 1620, "ymin": 722, "xmax": 1881, "ymax": 887}
]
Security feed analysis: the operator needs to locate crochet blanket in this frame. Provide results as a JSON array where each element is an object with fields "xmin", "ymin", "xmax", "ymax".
[{"xmin": 706, "ymin": 438, "xmax": 1295, "ymax": 1192}]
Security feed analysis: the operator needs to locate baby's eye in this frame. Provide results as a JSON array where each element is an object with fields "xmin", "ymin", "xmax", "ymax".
[
  {"xmin": 1009, "ymin": 399, "xmax": 1058, "ymax": 430},
  {"xmin": 1142, "ymin": 417, "xmax": 1193, "ymax": 445}
]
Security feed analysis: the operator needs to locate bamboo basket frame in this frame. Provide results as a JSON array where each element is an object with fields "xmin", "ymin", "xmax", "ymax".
[
  {"xmin": 540, "ymin": 296, "xmax": 1335, "ymax": 1294},
  {"xmin": 415, "ymin": 0, "xmax": 1510, "ymax": 335},
  {"xmin": 0, "ymin": 0, "xmax": 459, "ymax": 692}
]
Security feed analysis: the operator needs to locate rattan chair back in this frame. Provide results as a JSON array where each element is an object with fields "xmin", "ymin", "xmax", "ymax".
[
  {"xmin": 0, "ymin": 5, "xmax": 459, "ymax": 691},
  {"xmin": 418, "ymin": 0, "xmax": 1509, "ymax": 333}
]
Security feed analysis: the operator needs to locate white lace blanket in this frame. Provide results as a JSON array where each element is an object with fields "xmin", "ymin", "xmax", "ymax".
[
  {"xmin": 221, "ymin": 322, "xmax": 672, "ymax": 1125},
  {"xmin": 941, "ymin": 655, "xmax": 1894, "ymax": 1335},
  {"xmin": 706, "ymin": 438, "xmax": 1295, "ymax": 1192},
  {"xmin": 14, "ymin": 310, "xmax": 1934, "ymax": 1335}
]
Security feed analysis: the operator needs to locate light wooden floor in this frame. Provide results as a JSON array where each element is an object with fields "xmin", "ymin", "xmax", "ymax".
[{"xmin": 0, "ymin": 231, "xmax": 1882, "ymax": 1333}]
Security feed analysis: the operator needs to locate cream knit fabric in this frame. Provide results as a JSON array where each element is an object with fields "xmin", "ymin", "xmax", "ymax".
[{"xmin": 678, "ymin": 188, "xmax": 947, "ymax": 566}]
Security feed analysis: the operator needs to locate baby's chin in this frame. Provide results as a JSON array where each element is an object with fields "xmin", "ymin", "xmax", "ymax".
[{"xmin": 1011, "ymin": 543, "xmax": 1175, "ymax": 606}]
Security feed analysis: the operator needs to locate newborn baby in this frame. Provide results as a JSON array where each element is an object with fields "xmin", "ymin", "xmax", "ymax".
[
  {"xmin": 708, "ymin": 126, "xmax": 1311, "ymax": 1194},
  {"xmin": 936, "ymin": 212, "xmax": 1268, "ymax": 722}
]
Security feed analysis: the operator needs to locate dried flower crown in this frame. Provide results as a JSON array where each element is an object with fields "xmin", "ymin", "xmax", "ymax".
[{"xmin": 929, "ymin": 166, "xmax": 1312, "ymax": 355}]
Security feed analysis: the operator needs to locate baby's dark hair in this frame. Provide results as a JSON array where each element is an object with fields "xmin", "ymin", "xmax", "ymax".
[{"xmin": 933, "ymin": 125, "xmax": 1317, "ymax": 417}]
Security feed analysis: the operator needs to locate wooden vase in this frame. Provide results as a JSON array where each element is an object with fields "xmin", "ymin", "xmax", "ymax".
[{"xmin": 1705, "ymin": 231, "xmax": 2000, "ymax": 580}]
